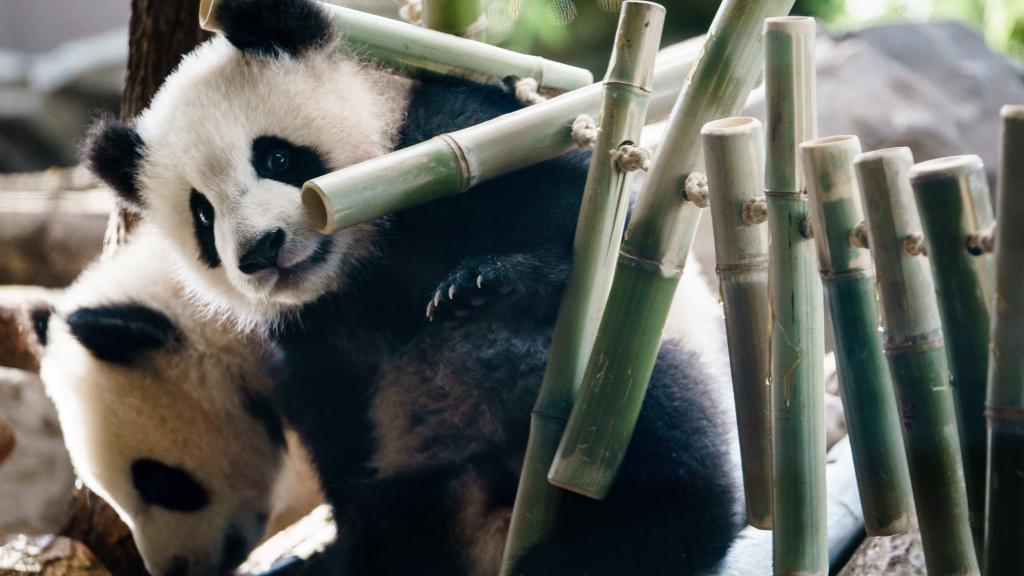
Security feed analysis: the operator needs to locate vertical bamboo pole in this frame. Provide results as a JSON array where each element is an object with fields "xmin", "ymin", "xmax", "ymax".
[
  {"xmin": 854, "ymin": 147, "xmax": 980, "ymax": 576},
  {"xmin": 545, "ymin": 0, "xmax": 797, "ymax": 499},
  {"xmin": 801, "ymin": 135, "xmax": 914, "ymax": 536},
  {"xmin": 762, "ymin": 17, "xmax": 827, "ymax": 576},
  {"xmin": 983, "ymin": 105, "xmax": 1024, "ymax": 576},
  {"xmin": 910, "ymin": 154, "xmax": 995, "ymax": 554},
  {"xmin": 499, "ymin": 3, "xmax": 664, "ymax": 572},
  {"xmin": 422, "ymin": 0, "xmax": 486, "ymax": 40},
  {"xmin": 701, "ymin": 116, "xmax": 773, "ymax": 529}
]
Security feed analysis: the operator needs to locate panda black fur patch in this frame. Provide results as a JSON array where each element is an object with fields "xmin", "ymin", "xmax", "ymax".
[
  {"xmin": 30, "ymin": 306, "xmax": 52, "ymax": 347},
  {"xmin": 131, "ymin": 458, "xmax": 209, "ymax": 512},
  {"xmin": 67, "ymin": 305, "xmax": 181, "ymax": 364},
  {"xmin": 251, "ymin": 136, "xmax": 330, "ymax": 189},
  {"xmin": 243, "ymin": 389, "xmax": 286, "ymax": 449},
  {"xmin": 190, "ymin": 190, "xmax": 221, "ymax": 269},
  {"xmin": 216, "ymin": 0, "xmax": 334, "ymax": 58},
  {"xmin": 83, "ymin": 116, "xmax": 145, "ymax": 210}
]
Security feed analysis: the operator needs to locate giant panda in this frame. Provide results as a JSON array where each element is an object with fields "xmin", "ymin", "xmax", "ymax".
[
  {"xmin": 83, "ymin": 0, "xmax": 742, "ymax": 574},
  {"xmin": 33, "ymin": 225, "xmax": 322, "ymax": 576}
]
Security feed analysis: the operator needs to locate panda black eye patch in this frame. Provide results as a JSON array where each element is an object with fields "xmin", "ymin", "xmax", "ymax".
[
  {"xmin": 251, "ymin": 135, "xmax": 329, "ymax": 188},
  {"xmin": 189, "ymin": 189, "xmax": 221, "ymax": 269},
  {"xmin": 131, "ymin": 458, "xmax": 209, "ymax": 512}
]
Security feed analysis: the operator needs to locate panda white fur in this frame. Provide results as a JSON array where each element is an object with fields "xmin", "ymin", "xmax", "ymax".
[
  {"xmin": 34, "ymin": 225, "xmax": 322, "ymax": 576},
  {"xmin": 83, "ymin": 0, "xmax": 742, "ymax": 573}
]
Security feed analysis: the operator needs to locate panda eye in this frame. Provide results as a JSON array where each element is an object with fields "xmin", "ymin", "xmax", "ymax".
[
  {"xmin": 265, "ymin": 149, "xmax": 290, "ymax": 173},
  {"xmin": 197, "ymin": 203, "xmax": 212, "ymax": 227}
]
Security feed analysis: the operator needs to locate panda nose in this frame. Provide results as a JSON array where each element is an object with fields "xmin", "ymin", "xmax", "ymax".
[{"xmin": 239, "ymin": 228, "xmax": 285, "ymax": 274}]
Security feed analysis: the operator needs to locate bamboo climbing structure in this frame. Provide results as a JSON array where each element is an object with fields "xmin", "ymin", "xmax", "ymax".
[
  {"xmin": 910, "ymin": 154, "xmax": 994, "ymax": 554},
  {"xmin": 500, "ymin": 2, "xmax": 664, "ymax": 571},
  {"xmin": 854, "ymin": 147, "xmax": 979, "ymax": 576},
  {"xmin": 701, "ymin": 116, "xmax": 773, "ymax": 529},
  {"xmin": 762, "ymin": 17, "xmax": 827, "ymax": 576},
  {"xmin": 801, "ymin": 135, "xmax": 914, "ymax": 536},
  {"xmin": 983, "ymin": 105, "xmax": 1024, "ymax": 576}
]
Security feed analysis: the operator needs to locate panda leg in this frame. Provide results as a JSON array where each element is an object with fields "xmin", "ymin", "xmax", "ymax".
[{"xmin": 509, "ymin": 341, "xmax": 741, "ymax": 576}]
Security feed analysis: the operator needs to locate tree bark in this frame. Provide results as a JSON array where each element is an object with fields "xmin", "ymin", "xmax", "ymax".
[{"xmin": 106, "ymin": 0, "xmax": 210, "ymax": 252}]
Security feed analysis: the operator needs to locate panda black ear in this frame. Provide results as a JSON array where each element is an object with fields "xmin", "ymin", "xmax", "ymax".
[
  {"xmin": 83, "ymin": 116, "xmax": 146, "ymax": 211},
  {"xmin": 214, "ymin": 0, "xmax": 335, "ymax": 58},
  {"xmin": 67, "ymin": 305, "xmax": 181, "ymax": 364}
]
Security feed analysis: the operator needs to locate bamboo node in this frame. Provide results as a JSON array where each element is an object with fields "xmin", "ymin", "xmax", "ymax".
[
  {"xmin": 741, "ymin": 198, "xmax": 768, "ymax": 225},
  {"xmin": 571, "ymin": 115, "xmax": 598, "ymax": 149},
  {"xmin": 799, "ymin": 217, "xmax": 813, "ymax": 239},
  {"xmin": 514, "ymin": 77, "xmax": 547, "ymax": 106},
  {"xmin": 902, "ymin": 233, "xmax": 929, "ymax": 257},
  {"xmin": 965, "ymin": 226, "xmax": 995, "ymax": 256},
  {"xmin": 849, "ymin": 221, "xmax": 870, "ymax": 249},
  {"xmin": 398, "ymin": 0, "xmax": 423, "ymax": 25},
  {"xmin": 612, "ymin": 144, "xmax": 652, "ymax": 172},
  {"xmin": 682, "ymin": 172, "xmax": 709, "ymax": 207}
]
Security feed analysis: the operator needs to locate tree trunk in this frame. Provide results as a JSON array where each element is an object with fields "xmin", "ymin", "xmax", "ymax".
[{"xmin": 105, "ymin": 0, "xmax": 210, "ymax": 253}]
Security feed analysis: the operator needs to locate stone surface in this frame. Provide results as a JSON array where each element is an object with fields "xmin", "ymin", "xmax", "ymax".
[
  {"xmin": 838, "ymin": 529, "xmax": 926, "ymax": 576},
  {"xmin": 0, "ymin": 535, "xmax": 109, "ymax": 576}
]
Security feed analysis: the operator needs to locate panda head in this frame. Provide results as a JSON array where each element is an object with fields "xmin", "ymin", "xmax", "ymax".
[
  {"xmin": 35, "ymin": 229, "xmax": 320, "ymax": 576},
  {"xmin": 84, "ymin": 0, "xmax": 411, "ymax": 329}
]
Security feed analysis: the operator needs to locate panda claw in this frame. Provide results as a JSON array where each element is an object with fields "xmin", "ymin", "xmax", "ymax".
[
  {"xmin": 426, "ymin": 301, "xmax": 435, "ymax": 319},
  {"xmin": 433, "ymin": 291, "xmax": 442, "ymax": 307},
  {"xmin": 476, "ymin": 275, "xmax": 484, "ymax": 289},
  {"xmin": 448, "ymin": 285, "xmax": 457, "ymax": 300}
]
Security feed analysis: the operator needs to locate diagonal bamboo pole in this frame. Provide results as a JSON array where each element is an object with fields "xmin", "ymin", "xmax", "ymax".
[
  {"xmin": 302, "ymin": 45, "xmax": 701, "ymax": 234},
  {"xmin": 199, "ymin": 0, "xmax": 590, "ymax": 94},
  {"xmin": 854, "ymin": 146, "xmax": 980, "ymax": 576},
  {"xmin": 910, "ymin": 154, "xmax": 994, "ymax": 555},
  {"xmin": 983, "ymin": 104, "xmax": 1024, "ymax": 576},
  {"xmin": 801, "ymin": 134, "xmax": 914, "ymax": 536},
  {"xmin": 546, "ymin": 0, "xmax": 797, "ymax": 499},
  {"xmin": 761, "ymin": 17, "xmax": 827, "ymax": 576},
  {"xmin": 701, "ymin": 116, "xmax": 773, "ymax": 529},
  {"xmin": 499, "ymin": 2, "xmax": 664, "ymax": 572}
]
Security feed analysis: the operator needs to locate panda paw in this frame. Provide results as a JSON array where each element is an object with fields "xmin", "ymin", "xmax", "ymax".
[{"xmin": 425, "ymin": 257, "xmax": 522, "ymax": 323}]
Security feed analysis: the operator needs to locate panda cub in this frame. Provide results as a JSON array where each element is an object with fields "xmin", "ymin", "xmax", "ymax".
[
  {"xmin": 34, "ymin": 226, "xmax": 322, "ymax": 576},
  {"xmin": 83, "ymin": 0, "xmax": 741, "ymax": 573}
]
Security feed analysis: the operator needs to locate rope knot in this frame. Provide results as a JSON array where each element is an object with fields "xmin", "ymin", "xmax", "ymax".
[
  {"xmin": 903, "ymin": 233, "xmax": 929, "ymax": 257},
  {"xmin": 398, "ymin": 0, "xmax": 423, "ymax": 25},
  {"xmin": 742, "ymin": 198, "xmax": 768, "ymax": 225},
  {"xmin": 611, "ymin": 144, "xmax": 651, "ymax": 172},
  {"xmin": 682, "ymin": 172, "xmax": 709, "ymax": 207},
  {"xmin": 514, "ymin": 78, "xmax": 547, "ymax": 106},
  {"xmin": 571, "ymin": 115, "xmax": 598, "ymax": 149}
]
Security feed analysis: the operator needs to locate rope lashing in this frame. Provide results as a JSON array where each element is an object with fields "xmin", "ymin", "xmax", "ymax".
[
  {"xmin": 742, "ymin": 198, "xmax": 768, "ymax": 226},
  {"xmin": 571, "ymin": 115, "xmax": 598, "ymax": 149},
  {"xmin": 966, "ymin": 226, "xmax": 996, "ymax": 256},
  {"xmin": 682, "ymin": 172, "xmax": 709, "ymax": 207},
  {"xmin": 514, "ymin": 77, "xmax": 547, "ymax": 106},
  {"xmin": 850, "ymin": 221, "xmax": 870, "ymax": 249},
  {"xmin": 799, "ymin": 217, "xmax": 814, "ymax": 239},
  {"xmin": 612, "ymin": 144, "xmax": 652, "ymax": 172},
  {"xmin": 903, "ymin": 233, "xmax": 929, "ymax": 257},
  {"xmin": 398, "ymin": 0, "xmax": 423, "ymax": 25}
]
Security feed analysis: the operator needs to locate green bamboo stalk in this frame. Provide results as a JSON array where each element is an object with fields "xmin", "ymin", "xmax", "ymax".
[
  {"xmin": 762, "ymin": 17, "xmax": 827, "ymax": 576},
  {"xmin": 302, "ymin": 45, "xmax": 699, "ymax": 234},
  {"xmin": 500, "ymin": 3, "xmax": 664, "ymax": 572},
  {"xmin": 700, "ymin": 116, "xmax": 773, "ymax": 530},
  {"xmin": 910, "ymin": 154, "xmax": 995, "ymax": 555},
  {"xmin": 984, "ymin": 104, "xmax": 1024, "ymax": 576},
  {"xmin": 546, "ymin": 0, "xmax": 797, "ymax": 499},
  {"xmin": 199, "ymin": 0, "xmax": 590, "ymax": 94},
  {"xmin": 854, "ymin": 146, "xmax": 980, "ymax": 576},
  {"xmin": 423, "ymin": 0, "xmax": 486, "ymax": 39},
  {"xmin": 801, "ymin": 134, "xmax": 914, "ymax": 536}
]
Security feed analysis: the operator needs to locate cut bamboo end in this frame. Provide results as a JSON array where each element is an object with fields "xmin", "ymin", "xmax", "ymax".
[
  {"xmin": 302, "ymin": 184, "xmax": 332, "ymax": 235},
  {"xmin": 198, "ymin": 0, "xmax": 219, "ymax": 32},
  {"xmin": 701, "ymin": 116, "xmax": 761, "ymax": 136},
  {"xmin": 1002, "ymin": 104, "xmax": 1024, "ymax": 119},
  {"xmin": 801, "ymin": 135, "xmax": 867, "ymax": 274},
  {"xmin": 909, "ymin": 154, "xmax": 985, "ymax": 183},
  {"xmin": 605, "ymin": 1, "xmax": 665, "ymax": 90}
]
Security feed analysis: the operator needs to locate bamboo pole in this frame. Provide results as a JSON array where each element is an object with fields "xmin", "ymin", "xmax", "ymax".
[
  {"xmin": 302, "ymin": 44, "xmax": 700, "ymax": 234},
  {"xmin": 198, "ymin": 0, "xmax": 591, "ymax": 94},
  {"xmin": 700, "ymin": 116, "xmax": 773, "ymax": 529},
  {"xmin": 499, "ymin": 4, "xmax": 664, "ymax": 571},
  {"xmin": 853, "ymin": 146, "xmax": 980, "ymax": 576},
  {"xmin": 761, "ymin": 17, "xmax": 827, "ymax": 576},
  {"xmin": 546, "ymin": 0, "xmax": 796, "ymax": 499},
  {"xmin": 422, "ymin": 0, "xmax": 486, "ymax": 40},
  {"xmin": 983, "ymin": 105, "xmax": 1024, "ymax": 576},
  {"xmin": 801, "ymin": 134, "xmax": 914, "ymax": 536},
  {"xmin": 910, "ymin": 154, "xmax": 994, "ymax": 554}
]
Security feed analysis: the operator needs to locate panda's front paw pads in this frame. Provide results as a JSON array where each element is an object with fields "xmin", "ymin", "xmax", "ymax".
[{"xmin": 425, "ymin": 263, "xmax": 517, "ymax": 323}]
